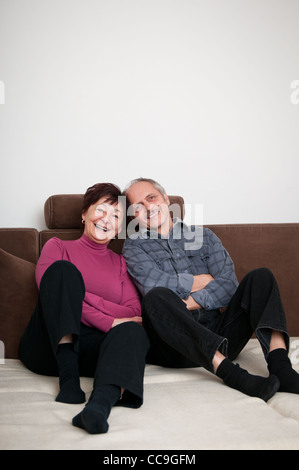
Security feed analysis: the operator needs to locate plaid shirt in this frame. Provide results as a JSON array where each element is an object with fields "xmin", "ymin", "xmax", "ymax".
[{"xmin": 122, "ymin": 219, "xmax": 239, "ymax": 310}]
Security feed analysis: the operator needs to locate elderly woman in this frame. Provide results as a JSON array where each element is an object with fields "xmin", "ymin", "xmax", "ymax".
[{"xmin": 19, "ymin": 183, "xmax": 149, "ymax": 434}]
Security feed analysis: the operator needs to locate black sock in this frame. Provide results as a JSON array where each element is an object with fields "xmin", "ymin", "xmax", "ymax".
[
  {"xmin": 216, "ymin": 358, "xmax": 280, "ymax": 402},
  {"xmin": 55, "ymin": 343, "xmax": 85, "ymax": 404},
  {"xmin": 267, "ymin": 348, "xmax": 299, "ymax": 394},
  {"xmin": 72, "ymin": 384, "xmax": 121, "ymax": 434}
]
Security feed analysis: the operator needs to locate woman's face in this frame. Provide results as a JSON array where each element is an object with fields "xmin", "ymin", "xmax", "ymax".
[{"xmin": 82, "ymin": 197, "xmax": 124, "ymax": 244}]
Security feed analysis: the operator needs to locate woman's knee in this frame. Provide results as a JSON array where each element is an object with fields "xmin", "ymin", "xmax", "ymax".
[
  {"xmin": 41, "ymin": 260, "xmax": 81, "ymax": 279},
  {"xmin": 40, "ymin": 260, "xmax": 85, "ymax": 295},
  {"xmin": 110, "ymin": 321, "xmax": 150, "ymax": 349},
  {"xmin": 114, "ymin": 320, "xmax": 148, "ymax": 338}
]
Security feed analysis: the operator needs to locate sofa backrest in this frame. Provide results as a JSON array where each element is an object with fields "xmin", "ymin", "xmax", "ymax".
[
  {"xmin": 208, "ymin": 224, "xmax": 299, "ymax": 337},
  {"xmin": 40, "ymin": 194, "xmax": 185, "ymax": 254}
]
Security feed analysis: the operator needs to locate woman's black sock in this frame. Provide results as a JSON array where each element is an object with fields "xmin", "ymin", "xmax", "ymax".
[
  {"xmin": 216, "ymin": 358, "xmax": 280, "ymax": 402},
  {"xmin": 267, "ymin": 348, "xmax": 299, "ymax": 394},
  {"xmin": 72, "ymin": 384, "xmax": 121, "ymax": 434},
  {"xmin": 55, "ymin": 343, "xmax": 85, "ymax": 404}
]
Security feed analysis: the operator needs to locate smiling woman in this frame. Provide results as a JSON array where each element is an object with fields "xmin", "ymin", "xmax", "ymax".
[
  {"xmin": 81, "ymin": 183, "xmax": 125, "ymax": 244},
  {"xmin": 18, "ymin": 182, "xmax": 149, "ymax": 435}
]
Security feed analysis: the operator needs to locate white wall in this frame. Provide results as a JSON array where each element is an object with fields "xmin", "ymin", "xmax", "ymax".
[{"xmin": 1, "ymin": 0, "xmax": 298, "ymax": 230}]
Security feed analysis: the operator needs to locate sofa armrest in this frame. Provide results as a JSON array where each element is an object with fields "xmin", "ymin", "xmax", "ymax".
[{"xmin": 0, "ymin": 248, "xmax": 38, "ymax": 359}]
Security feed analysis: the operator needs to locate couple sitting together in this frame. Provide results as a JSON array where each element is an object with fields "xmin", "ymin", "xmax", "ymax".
[{"xmin": 19, "ymin": 178, "xmax": 299, "ymax": 435}]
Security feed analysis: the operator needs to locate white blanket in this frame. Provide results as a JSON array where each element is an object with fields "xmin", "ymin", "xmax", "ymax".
[{"xmin": 1, "ymin": 339, "xmax": 299, "ymax": 450}]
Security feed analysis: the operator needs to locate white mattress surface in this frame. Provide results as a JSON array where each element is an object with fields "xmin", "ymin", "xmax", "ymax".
[{"xmin": 1, "ymin": 339, "xmax": 299, "ymax": 450}]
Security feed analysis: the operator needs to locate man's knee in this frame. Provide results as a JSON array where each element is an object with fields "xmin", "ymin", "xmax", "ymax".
[
  {"xmin": 142, "ymin": 287, "xmax": 175, "ymax": 308},
  {"xmin": 247, "ymin": 267, "xmax": 275, "ymax": 284}
]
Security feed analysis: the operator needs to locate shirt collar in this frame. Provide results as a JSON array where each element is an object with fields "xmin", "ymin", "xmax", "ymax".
[
  {"xmin": 137, "ymin": 218, "xmax": 203, "ymax": 250},
  {"xmin": 138, "ymin": 218, "xmax": 190, "ymax": 239}
]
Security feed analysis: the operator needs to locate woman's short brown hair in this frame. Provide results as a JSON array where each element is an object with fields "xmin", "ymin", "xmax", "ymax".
[{"xmin": 82, "ymin": 183, "xmax": 122, "ymax": 214}]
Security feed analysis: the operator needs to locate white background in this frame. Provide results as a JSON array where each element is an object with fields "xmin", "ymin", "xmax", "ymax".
[{"xmin": 1, "ymin": 0, "xmax": 298, "ymax": 230}]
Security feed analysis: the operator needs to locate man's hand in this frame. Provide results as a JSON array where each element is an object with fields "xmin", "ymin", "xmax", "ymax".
[
  {"xmin": 191, "ymin": 274, "xmax": 214, "ymax": 293},
  {"xmin": 182, "ymin": 274, "xmax": 214, "ymax": 310},
  {"xmin": 182, "ymin": 296, "xmax": 201, "ymax": 311}
]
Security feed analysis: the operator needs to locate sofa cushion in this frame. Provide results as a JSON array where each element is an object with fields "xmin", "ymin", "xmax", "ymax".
[
  {"xmin": 0, "ymin": 228, "xmax": 39, "ymax": 263},
  {"xmin": 0, "ymin": 249, "xmax": 38, "ymax": 359},
  {"xmin": 44, "ymin": 194, "xmax": 84, "ymax": 229},
  {"xmin": 207, "ymin": 224, "xmax": 299, "ymax": 336},
  {"xmin": 39, "ymin": 229, "xmax": 82, "ymax": 251}
]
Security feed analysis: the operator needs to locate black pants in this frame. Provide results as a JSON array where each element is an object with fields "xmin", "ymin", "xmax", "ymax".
[
  {"xmin": 19, "ymin": 261, "xmax": 150, "ymax": 404},
  {"xmin": 142, "ymin": 268, "xmax": 289, "ymax": 372}
]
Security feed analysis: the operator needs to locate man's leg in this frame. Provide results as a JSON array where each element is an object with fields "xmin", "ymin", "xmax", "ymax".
[
  {"xmin": 213, "ymin": 349, "xmax": 279, "ymax": 401},
  {"xmin": 215, "ymin": 268, "xmax": 288, "ymax": 358},
  {"xmin": 142, "ymin": 287, "xmax": 279, "ymax": 401},
  {"xmin": 142, "ymin": 287, "xmax": 227, "ymax": 372},
  {"xmin": 214, "ymin": 268, "xmax": 299, "ymax": 394}
]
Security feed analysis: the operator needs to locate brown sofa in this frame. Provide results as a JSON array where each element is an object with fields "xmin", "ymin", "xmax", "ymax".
[
  {"xmin": 0, "ymin": 194, "xmax": 298, "ymax": 360},
  {"xmin": 1, "ymin": 194, "xmax": 299, "ymax": 451}
]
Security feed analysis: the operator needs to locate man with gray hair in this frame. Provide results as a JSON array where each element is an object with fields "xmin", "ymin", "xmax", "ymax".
[{"xmin": 122, "ymin": 177, "xmax": 299, "ymax": 400}]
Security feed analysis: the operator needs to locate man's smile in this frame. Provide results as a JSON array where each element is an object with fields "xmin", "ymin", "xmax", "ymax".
[{"xmin": 147, "ymin": 208, "xmax": 160, "ymax": 219}]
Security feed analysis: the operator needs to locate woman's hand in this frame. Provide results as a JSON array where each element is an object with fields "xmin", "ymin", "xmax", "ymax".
[{"xmin": 111, "ymin": 316, "xmax": 143, "ymax": 328}]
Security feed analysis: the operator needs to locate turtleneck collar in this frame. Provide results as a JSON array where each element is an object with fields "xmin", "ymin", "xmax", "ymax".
[{"xmin": 80, "ymin": 233, "xmax": 110, "ymax": 251}]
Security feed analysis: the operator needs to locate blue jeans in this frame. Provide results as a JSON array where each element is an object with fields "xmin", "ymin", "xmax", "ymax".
[{"xmin": 142, "ymin": 268, "xmax": 289, "ymax": 372}]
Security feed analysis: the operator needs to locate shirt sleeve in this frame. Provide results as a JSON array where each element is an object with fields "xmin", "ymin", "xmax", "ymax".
[
  {"xmin": 190, "ymin": 229, "xmax": 239, "ymax": 310},
  {"xmin": 35, "ymin": 237, "xmax": 64, "ymax": 287},
  {"xmin": 81, "ymin": 302, "xmax": 115, "ymax": 333},
  {"xmin": 123, "ymin": 239, "xmax": 194, "ymax": 298}
]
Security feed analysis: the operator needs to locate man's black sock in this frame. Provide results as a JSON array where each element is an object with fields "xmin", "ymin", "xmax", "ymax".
[
  {"xmin": 72, "ymin": 384, "xmax": 121, "ymax": 434},
  {"xmin": 216, "ymin": 358, "xmax": 280, "ymax": 402},
  {"xmin": 267, "ymin": 348, "xmax": 299, "ymax": 394},
  {"xmin": 55, "ymin": 343, "xmax": 85, "ymax": 404}
]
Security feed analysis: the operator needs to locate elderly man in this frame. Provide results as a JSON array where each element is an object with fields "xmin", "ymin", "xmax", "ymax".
[{"xmin": 122, "ymin": 177, "xmax": 299, "ymax": 401}]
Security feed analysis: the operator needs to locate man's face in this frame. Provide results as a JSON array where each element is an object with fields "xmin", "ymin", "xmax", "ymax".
[{"xmin": 127, "ymin": 181, "xmax": 172, "ymax": 236}]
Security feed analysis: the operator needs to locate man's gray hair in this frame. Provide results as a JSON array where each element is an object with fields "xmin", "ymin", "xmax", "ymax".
[{"xmin": 124, "ymin": 177, "xmax": 167, "ymax": 199}]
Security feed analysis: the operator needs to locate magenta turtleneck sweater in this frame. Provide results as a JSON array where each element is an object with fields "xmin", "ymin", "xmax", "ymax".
[{"xmin": 35, "ymin": 234, "xmax": 141, "ymax": 333}]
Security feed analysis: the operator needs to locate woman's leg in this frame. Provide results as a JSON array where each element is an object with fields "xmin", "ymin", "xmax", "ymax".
[
  {"xmin": 73, "ymin": 322, "xmax": 150, "ymax": 434},
  {"xmin": 19, "ymin": 260, "xmax": 86, "ymax": 403}
]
